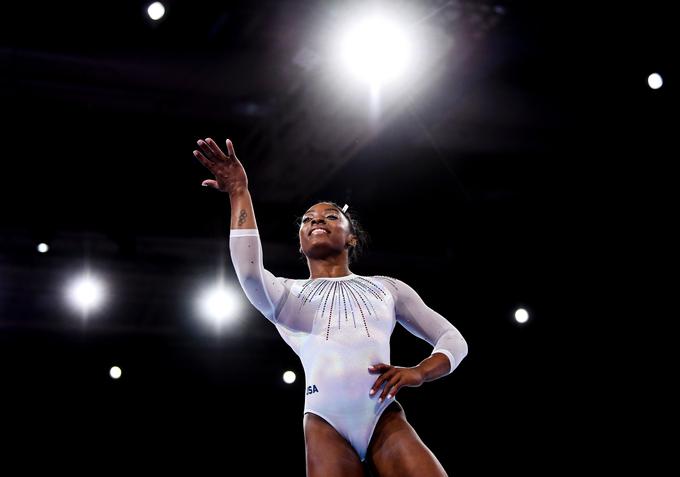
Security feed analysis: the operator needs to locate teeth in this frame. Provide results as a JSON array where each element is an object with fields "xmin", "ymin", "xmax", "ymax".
[{"xmin": 311, "ymin": 229, "xmax": 328, "ymax": 235}]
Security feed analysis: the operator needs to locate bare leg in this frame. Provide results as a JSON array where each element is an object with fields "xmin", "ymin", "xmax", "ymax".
[
  {"xmin": 366, "ymin": 402, "xmax": 448, "ymax": 477},
  {"xmin": 304, "ymin": 412, "xmax": 366, "ymax": 477}
]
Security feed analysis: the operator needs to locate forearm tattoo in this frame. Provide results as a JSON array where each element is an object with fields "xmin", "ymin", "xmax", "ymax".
[{"xmin": 238, "ymin": 209, "xmax": 247, "ymax": 225}]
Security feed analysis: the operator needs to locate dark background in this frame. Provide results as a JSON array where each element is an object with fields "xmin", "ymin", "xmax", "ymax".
[{"xmin": 1, "ymin": 0, "xmax": 674, "ymax": 474}]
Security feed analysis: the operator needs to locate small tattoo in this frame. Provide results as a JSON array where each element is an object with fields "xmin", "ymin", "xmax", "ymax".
[{"xmin": 238, "ymin": 209, "xmax": 247, "ymax": 225}]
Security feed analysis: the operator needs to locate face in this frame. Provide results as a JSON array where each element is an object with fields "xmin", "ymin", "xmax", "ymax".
[{"xmin": 299, "ymin": 203, "xmax": 357, "ymax": 259}]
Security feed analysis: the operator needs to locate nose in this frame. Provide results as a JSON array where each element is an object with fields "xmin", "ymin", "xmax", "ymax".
[{"xmin": 311, "ymin": 217, "xmax": 326, "ymax": 225}]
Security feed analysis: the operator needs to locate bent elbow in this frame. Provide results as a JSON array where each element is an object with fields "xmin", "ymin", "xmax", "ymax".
[
  {"xmin": 458, "ymin": 335, "xmax": 469, "ymax": 362},
  {"xmin": 446, "ymin": 329, "xmax": 469, "ymax": 370}
]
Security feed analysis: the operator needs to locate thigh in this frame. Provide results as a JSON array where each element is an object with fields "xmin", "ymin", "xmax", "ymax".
[
  {"xmin": 366, "ymin": 402, "xmax": 448, "ymax": 477},
  {"xmin": 303, "ymin": 412, "xmax": 366, "ymax": 477}
]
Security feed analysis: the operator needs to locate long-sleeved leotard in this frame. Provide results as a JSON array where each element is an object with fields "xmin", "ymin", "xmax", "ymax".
[{"xmin": 229, "ymin": 228, "xmax": 468, "ymax": 461}]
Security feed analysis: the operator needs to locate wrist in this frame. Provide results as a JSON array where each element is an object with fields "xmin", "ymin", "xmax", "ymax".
[
  {"xmin": 228, "ymin": 186, "xmax": 249, "ymax": 197},
  {"xmin": 412, "ymin": 365, "xmax": 427, "ymax": 384}
]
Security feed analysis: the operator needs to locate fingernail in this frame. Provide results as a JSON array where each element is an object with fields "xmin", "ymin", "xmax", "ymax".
[
  {"xmin": 387, "ymin": 394, "xmax": 393, "ymax": 400},
  {"xmin": 368, "ymin": 366, "xmax": 374, "ymax": 370},
  {"xmin": 202, "ymin": 183, "xmax": 208, "ymax": 187},
  {"xmin": 379, "ymin": 397, "xmax": 383, "ymax": 403},
  {"xmin": 369, "ymin": 389, "xmax": 375, "ymax": 395}
]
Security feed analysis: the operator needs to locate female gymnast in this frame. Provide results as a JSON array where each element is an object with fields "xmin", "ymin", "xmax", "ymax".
[{"xmin": 193, "ymin": 137, "xmax": 468, "ymax": 477}]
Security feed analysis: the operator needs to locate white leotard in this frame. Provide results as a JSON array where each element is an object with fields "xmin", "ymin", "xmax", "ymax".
[{"xmin": 229, "ymin": 228, "xmax": 468, "ymax": 460}]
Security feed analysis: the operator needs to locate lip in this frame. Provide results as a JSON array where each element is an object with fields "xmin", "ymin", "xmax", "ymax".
[{"xmin": 309, "ymin": 227, "xmax": 330, "ymax": 236}]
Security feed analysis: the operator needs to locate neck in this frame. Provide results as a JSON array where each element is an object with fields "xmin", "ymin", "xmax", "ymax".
[{"xmin": 307, "ymin": 259, "xmax": 352, "ymax": 279}]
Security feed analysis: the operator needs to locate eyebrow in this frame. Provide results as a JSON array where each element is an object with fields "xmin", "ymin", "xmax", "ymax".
[{"xmin": 303, "ymin": 208, "xmax": 340, "ymax": 216}]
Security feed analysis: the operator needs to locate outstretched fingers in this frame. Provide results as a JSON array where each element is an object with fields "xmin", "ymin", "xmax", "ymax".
[
  {"xmin": 193, "ymin": 149, "xmax": 215, "ymax": 170},
  {"xmin": 193, "ymin": 146, "xmax": 224, "ymax": 189},
  {"xmin": 205, "ymin": 137, "xmax": 228, "ymax": 160},
  {"xmin": 193, "ymin": 137, "xmax": 245, "ymax": 191},
  {"xmin": 196, "ymin": 139, "xmax": 220, "ymax": 163},
  {"xmin": 226, "ymin": 138, "xmax": 236, "ymax": 158}
]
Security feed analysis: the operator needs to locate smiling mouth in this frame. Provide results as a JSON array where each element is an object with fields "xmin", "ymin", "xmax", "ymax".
[{"xmin": 310, "ymin": 229, "xmax": 330, "ymax": 236}]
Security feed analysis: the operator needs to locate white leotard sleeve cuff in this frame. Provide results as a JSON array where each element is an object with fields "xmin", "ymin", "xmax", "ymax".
[
  {"xmin": 229, "ymin": 229, "xmax": 259, "ymax": 238},
  {"xmin": 431, "ymin": 349, "xmax": 456, "ymax": 376}
]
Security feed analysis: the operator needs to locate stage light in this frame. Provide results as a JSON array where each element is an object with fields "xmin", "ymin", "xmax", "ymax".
[
  {"xmin": 647, "ymin": 73, "xmax": 663, "ymax": 90},
  {"xmin": 283, "ymin": 370, "xmax": 296, "ymax": 384},
  {"xmin": 514, "ymin": 308, "xmax": 529, "ymax": 324},
  {"xmin": 66, "ymin": 273, "xmax": 106, "ymax": 315},
  {"xmin": 147, "ymin": 2, "xmax": 165, "ymax": 21},
  {"xmin": 110, "ymin": 366, "xmax": 122, "ymax": 379},
  {"xmin": 196, "ymin": 282, "xmax": 242, "ymax": 331},
  {"xmin": 37, "ymin": 243, "xmax": 49, "ymax": 253},
  {"xmin": 340, "ymin": 15, "xmax": 411, "ymax": 86}
]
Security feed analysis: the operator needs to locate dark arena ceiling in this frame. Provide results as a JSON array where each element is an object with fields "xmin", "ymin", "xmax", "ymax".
[{"xmin": 0, "ymin": 0, "xmax": 674, "ymax": 474}]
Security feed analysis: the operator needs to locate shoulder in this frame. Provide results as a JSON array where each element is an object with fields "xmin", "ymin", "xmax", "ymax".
[
  {"xmin": 274, "ymin": 276, "xmax": 299, "ymax": 286},
  {"xmin": 274, "ymin": 276, "xmax": 311, "ymax": 289},
  {"xmin": 366, "ymin": 275, "xmax": 404, "ymax": 296},
  {"xmin": 370, "ymin": 275, "xmax": 400, "ymax": 286},
  {"xmin": 370, "ymin": 275, "xmax": 427, "ymax": 300}
]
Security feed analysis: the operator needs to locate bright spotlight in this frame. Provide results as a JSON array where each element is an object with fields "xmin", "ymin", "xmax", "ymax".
[
  {"xmin": 110, "ymin": 366, "xmax": 122, "ymax": 379},
  {"xmin": 196, "ymin": 283, "xmax": 241, "ymax": 330},
  {"xmin": 514, "ymin": 308, "xmax": 529, "ymax": 324},
  {"xmin": 37, "ymin": 243, "xmax": 49, "ymax": 253},
  {"xmin": 283, "ymin": 370, "xmax": 296, "ymax": 384},
  {"xmin": 147, "ymin": 2, "xmax": 165, "ymax": 21},
  {"xmin": 66, "ymin": 273, "xmax": 106, "ymax": 314},
  {"xmin": 340, "ymin": 16, "xmax": 411, "ymax": 85},
  {"xmin": 647, "ymin": 73, "xmax": 663, "ymax": 90}
]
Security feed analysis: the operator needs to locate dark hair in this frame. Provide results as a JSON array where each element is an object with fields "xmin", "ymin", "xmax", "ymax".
[{"xmin": 296, "ymin": 200, "xmax": 370, "ymax": 265}]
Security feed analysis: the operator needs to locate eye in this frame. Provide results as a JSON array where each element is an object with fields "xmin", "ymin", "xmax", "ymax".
[
  {"xmin": 327, "ymin": 215, "xmax": 338, "ymax": 220},
  {"xmin": 302, "ymin": 217, "xmax": 310, "ymax": 223}
]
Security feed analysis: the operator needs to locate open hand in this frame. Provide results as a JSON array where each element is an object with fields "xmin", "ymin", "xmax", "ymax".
[{"xmin": 193, "ymin": 137, "xmax": 248, "ymax": 193}]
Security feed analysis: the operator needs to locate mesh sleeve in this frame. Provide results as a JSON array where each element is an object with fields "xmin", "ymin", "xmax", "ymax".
[
  {"xmin": 228, "ymin": 228, "xmax": 288, "ymax": 323},
  {"xmin": 390, "ymin": 278, "xmax": 468, "ymax": 375}
]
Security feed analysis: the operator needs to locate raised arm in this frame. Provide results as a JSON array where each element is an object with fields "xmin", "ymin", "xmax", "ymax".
[
  {"xmin": 369, "ymin": 277, "xmax": 468, "ymax": 401},
  {"xmin": 192, "ymin": 137, "xmax": 255, "ymax": 224},
  {"xmin": 193, "ymin": 137, "xmax": 287, "ymax": 322}
]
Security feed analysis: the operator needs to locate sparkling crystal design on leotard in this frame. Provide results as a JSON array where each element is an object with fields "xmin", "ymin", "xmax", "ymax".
[{"xmin": 296, "ymin": 276, "xmax": 397, "ymax": 340}]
